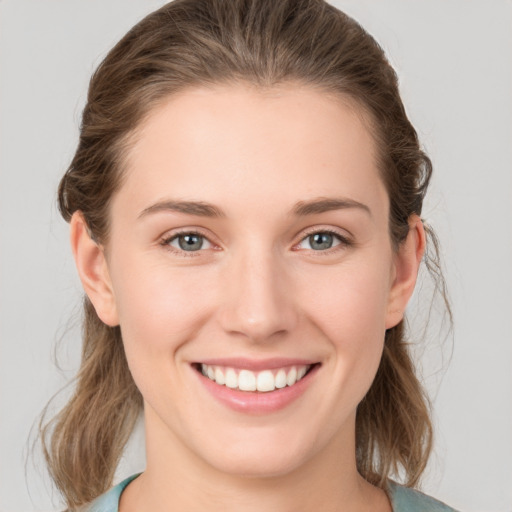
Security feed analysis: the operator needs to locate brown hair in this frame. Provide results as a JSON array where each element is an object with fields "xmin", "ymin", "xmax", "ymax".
[{"xmin": 41, "ymin": 0, "xmax": 449, "ymax": 508}]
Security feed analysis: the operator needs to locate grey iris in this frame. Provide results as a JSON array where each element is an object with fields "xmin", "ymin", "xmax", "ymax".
[
  {"xmin": 309, "ymin": 232, "xmax": 334, "ymax": 250},
  {"xmin": 178, "ymin": 234, "xmax": 203, "ymax": 251}
]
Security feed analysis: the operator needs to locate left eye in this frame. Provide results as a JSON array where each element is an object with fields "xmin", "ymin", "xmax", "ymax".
[
  {"xmin": 298, "ymin": 232, "xmax": 343, "ymax": 251},
  {"xmin": 167, "ymin": 233, "xmax": 212, "ymax": 252}
]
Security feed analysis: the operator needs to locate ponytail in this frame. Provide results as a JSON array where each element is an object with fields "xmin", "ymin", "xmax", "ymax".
[{"xmin": 40, "ymin": 299, "xmax": 142, "ymax": 509}]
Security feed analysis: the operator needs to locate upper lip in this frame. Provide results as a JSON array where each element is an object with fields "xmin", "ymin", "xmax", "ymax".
[{"xmin": 193, "ymin": 357, "xmax": 318, "ymax": 371}]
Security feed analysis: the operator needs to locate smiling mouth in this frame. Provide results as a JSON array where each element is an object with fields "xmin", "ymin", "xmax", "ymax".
[{"xmin": 193, "ymin": 363, "xmax": 318, "ymax": 393}]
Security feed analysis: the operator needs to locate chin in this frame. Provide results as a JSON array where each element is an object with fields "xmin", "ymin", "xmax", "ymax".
[
  {"xmin": 206, "ymin": 447, "xmax": 310, "ymax": 479},
  {"xmin": 192, "ymin": 425, "xmax": 319, "ymax": 479}
]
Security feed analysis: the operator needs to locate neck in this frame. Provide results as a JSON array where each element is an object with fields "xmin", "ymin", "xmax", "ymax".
[{"xmin": 120, "ymin": 407, "xmax": 389, "ymax": 512}]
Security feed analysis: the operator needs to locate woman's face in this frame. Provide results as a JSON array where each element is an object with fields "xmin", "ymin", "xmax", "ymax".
[{"xmin": 83, "ymin": 84, "xmax": 416, "ymax": 477}]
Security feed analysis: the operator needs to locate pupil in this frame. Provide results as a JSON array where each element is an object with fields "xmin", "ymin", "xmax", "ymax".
[
  {"xmin": 310, "ymin": 233, "xmax": 333, "ymax": 250},
  {"xmin": 179, "ymin": 234, "xmax": 203, "ymax": 251}
]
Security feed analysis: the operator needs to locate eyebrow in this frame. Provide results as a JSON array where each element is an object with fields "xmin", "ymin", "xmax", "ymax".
[
  {"xmin": 291, "ymin": 197, "xmax": 371, "ymax": 217},
  {"xmin": 139, "ymin": 200, "xmax": 226, "ymax": 219},
  {"xmin": 138, "ymin": 196, "xmax": 371, "ymax": 219}
]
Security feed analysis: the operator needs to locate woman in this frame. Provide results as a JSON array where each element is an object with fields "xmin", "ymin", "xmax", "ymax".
[{"xmin": 41, "ymin": 0, "xmax": 457, "ymax": 510}]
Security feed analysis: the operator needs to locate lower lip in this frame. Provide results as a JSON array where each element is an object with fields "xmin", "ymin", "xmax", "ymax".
[{"xmin": 194, "ymin": 365, "xmax": 319, "ymax": 414}]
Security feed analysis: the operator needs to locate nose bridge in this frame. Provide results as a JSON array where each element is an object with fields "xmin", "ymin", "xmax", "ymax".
[{"xmin": 219, "ymin": 240, "xmax": 297, "ymax": 342}]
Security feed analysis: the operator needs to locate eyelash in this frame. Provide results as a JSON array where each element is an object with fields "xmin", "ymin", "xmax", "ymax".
[
  {"xmin": 159, "ymin": 228, "xmax": 352, "ymax": 256},
  {"xmin": 160, "ymin": 229, "xmax": 214, "ymax": 258},
  {"xmin": 297, "ymin": 227, "xmax": 352, "ymax": 249}
]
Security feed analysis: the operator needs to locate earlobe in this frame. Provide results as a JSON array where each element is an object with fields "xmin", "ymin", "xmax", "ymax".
[
  {"xmin": 385, "ymin": 215, "xmax": 426, "ymax": 329},
  {"xmin": 70, "ymin": 212, "xmax": 119, "ymax": 327}
]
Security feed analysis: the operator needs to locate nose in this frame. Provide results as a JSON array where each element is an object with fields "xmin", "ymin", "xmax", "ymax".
[{"xmin": 218, "ymin": 246, "xmax": 298, "ymax": 343}]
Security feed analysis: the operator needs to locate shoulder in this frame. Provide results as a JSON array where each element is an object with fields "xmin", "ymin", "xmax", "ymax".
[
  {"xmin": 83, "ymin": 474, "xmax": 140, "ymax": 512},
  {"xmin": 388, "ymin": 481, "xmax": 460, "ymax": 512}
]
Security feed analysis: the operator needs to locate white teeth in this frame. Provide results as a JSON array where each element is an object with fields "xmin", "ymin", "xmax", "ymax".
[
  {"xmin": 225, "ymin": 368, "xmax": 238, "ymax": 388},
  {"xmin": 275, "ymin": 369, "xmax": 287, "ymax": 389},
  {"xmin": 238, "ymin": 370, "xmax": 256, "ymax": 391},
  {"xmin": 286, "ymin": 367, "xmax": 297, "ymax": 386},
  {"xmin": 256, "ymin": 370, "xmax": 275, "ymax": 392},
  {"xmin": 200, "ymin": 364, "xmax": 312, "ymax": 392},
  {"xmin": 214, "ymin": 367, "xmax": 225, "ymax": 385}
]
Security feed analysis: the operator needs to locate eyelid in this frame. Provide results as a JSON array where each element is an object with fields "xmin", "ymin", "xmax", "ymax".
[
  {"xmin": 292, "ymin": 226, "xmax": 353, "ymax": 251},
  {"xmin": 158, "ymin": 225, "xmax": 353, "ymax": 255},
  {"xmin": 159, "ymin": 227, "xmax": 220, "ymax": 255}
]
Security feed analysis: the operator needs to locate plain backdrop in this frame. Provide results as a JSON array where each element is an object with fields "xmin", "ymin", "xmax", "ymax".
[{"xmin": 1, "ymin": 1, "xmax": 511, "ymax": 511}]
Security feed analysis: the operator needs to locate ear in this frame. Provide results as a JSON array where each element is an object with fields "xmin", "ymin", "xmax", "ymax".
[
  {"xmin": 70, "ymin": 212, "xmax": 119, "ymax": 327},
  {"xmin": 385, "ymin": 215, "xmax": 426, "ymax": 329}
]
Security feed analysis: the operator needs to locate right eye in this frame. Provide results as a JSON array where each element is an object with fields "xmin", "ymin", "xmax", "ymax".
[{"xmin": 164, "ymin": 232, "xmax": 213, "ymax": 252}]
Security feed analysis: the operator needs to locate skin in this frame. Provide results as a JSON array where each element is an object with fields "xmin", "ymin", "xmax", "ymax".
[{"xmin": 71, "ymin": 84, "xmax": 425, "ymax": 512}]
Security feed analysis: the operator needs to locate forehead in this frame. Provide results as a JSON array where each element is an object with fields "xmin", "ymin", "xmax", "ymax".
[{"xmin": 117, "ymin": 83, "xmax": 387, "ymax": 218}]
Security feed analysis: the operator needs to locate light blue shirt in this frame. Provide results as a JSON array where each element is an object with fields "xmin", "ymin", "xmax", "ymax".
[{"xmin": 87, "ymin": 474, "xmax": 459, "ymax": 511}]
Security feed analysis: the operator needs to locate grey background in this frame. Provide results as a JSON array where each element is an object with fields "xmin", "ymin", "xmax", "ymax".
[{"xmin": 1, "ymin": 1, "xmax": 511, "ymax": 511}]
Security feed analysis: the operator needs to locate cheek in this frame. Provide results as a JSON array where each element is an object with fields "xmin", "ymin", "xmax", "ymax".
[
  {"xmin": 110, "ymin": 254, "xmax": 218, "ymax": 355},
  {"xmin": 299, "ymin": 260, "xmax": 391, "ymax": 388},
  {"xmin": 109, "ymin": 257, "xmax": 221, "ymax": 408},
  {"xmin": 303, "ymin": 261, "xmax": 391, "ymax": 340}
]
